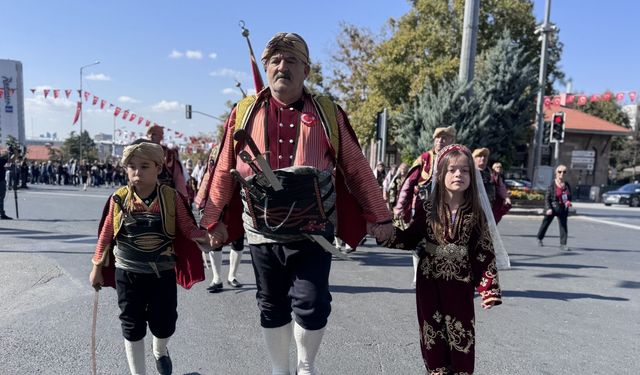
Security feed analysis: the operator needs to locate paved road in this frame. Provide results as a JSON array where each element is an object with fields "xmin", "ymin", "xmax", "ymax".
[{"xmin": 1, "ymin": 185, "xmax": 639, "ymax": 374}]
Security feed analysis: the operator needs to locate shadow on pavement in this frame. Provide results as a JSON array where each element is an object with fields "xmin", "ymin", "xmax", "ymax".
[
  {"xmin": 20, "ymin": 219, "xmax": 100, "ymax": 223},
  {"xmin": 330, "ymin": 284, "xmax": 415, "ymax": 294},
  {"xmin": 510, "ymin": 261, "xmax": 606, "ymax": 270},
  {"xmin": 536, "ymin": 273, "xmax": 587, "ymax": 279},
  {"xmin": 348, "ymin": 251, "xmax": 413, "ymax": 267},
  {"xmin": 502, "ymin": 289, "xmax": 629, "ymax": 301},
  {"xmin": 573, "ymin": 247, "xmax": 636, "ymax": 253},
  {"xmin": 0, "ymin": 249, "xmax": 94, "ymax": 254},
  {"xmin": 617, "ymin": 280, "xmax": 640, "ymax": 289}
]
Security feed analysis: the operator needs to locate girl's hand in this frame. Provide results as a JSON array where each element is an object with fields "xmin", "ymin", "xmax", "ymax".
[
  {"xmin": 546, "ymin": 209, "xmax": 553, "ymax": 216},
  {"xmin": 481, "ymin": 301, "xmax": 495, "ymax": 310},
  {"xmin": 89, "ymin": 265, "xmax": 103, "ymax": 291}
]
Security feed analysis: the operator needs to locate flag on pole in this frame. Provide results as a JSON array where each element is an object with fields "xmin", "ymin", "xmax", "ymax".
[{"xmin": 72, "ymin": 102, "xmax": 82, "ymax": 125}]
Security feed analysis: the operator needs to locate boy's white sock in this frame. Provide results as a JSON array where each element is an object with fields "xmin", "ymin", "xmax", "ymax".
[
  {"xmin": 209, "ymin": 251, "xmax": 222, "ymax": 284},
  {"xmin": 293, "ymin": 321, "xmax": 325, "ymax": 375},
  {"xmin": 228, "ymin": 249, "xmax": 243, "ymax": 281},
  {"xmin": 124, "ymin": 338, "xmax": 146, "ymax": 375},
  {"xmin": 152, "ymin": 335, "xmax": 170, "ymax": 359}
]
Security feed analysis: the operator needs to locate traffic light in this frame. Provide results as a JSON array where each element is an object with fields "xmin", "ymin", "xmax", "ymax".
[
  {"xmin": 542, "ymin": 121, "xmax": 551, "ymax": 145},
  {"xmin": 185, "ymin": 104, "xmax": 192, "ymax": 119},
  {"xmin": 551, "ymin": 112, "xmax": 565, "ymax": 142}
]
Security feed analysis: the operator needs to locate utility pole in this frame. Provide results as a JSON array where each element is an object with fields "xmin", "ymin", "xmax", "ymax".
[
  {"xmin": 458, "ymin": 0, "xmax": 480, "ymax": 96},
  {"xmin": 531, "ymin": 0, "xmax": 556, "ymax": 182},
  {"xmin": 79, "ymin": 61, "xmax": 100, "ymax": 162}
]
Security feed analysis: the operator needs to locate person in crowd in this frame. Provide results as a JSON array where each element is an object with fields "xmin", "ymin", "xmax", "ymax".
[
  {"xmin": 472, "ymin": 148, "xmax": 495, "ymax": 206},
  {"xmin": 0, "ymin": 150, "xmax": 14, "ymax": 219},
  {"xmin": 394, "ymin": 126, "xmax": 455, "ymax": 288},
  {"xmin": 146, "ymin": 125, "xmax": 188, "ymax": 198},
  {"xmin": 374, "ymin": 161, "xmax": 386, "ymax": 188},
  {"xmin": 200, "ymin": 32, "xmax": 392, "ymax": 374},
  {"xmin": 373, "ymin": 144, "xmax": 501, "ymax": 375},
  {"xmin": 89, "ymin": 141, "xmax": 211, "ymax": 375},
  {"xmin": 537, "ymin": 164, "xmax": 572, "ymax": 251},
  {"xmin": 490, "ymin": 162, "xmax": 511, "ymax": 224}
]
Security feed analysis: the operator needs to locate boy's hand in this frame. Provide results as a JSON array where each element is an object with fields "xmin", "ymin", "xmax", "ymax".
[
  {"xmin": 89, "ymin": 265, "xmax": 103, "ymax": 291},
  {"xmin": 481, "ymin": 300, "xmax": 496, "ymax": 310},
  {"xmin": 194, "ymin": 236, "xmax": 213, "ymax": 253}
]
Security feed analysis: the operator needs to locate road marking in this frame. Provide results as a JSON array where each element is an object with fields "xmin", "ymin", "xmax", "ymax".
[
  {"xmin": 576, "ymin": 216, "xmax": 640, "ymax": 231},
  {"xmin": 18, "ymin": 191, "xmax": 110, "ymax": 199}
]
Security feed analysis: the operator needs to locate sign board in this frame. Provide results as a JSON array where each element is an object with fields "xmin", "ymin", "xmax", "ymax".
[
  {"xmin": 571, "ymin": 150, "xmax": 595, "ymax": 158},
  {"xmin": 0, "ymin": 59, "xmax": 25, "ymax": 147}
]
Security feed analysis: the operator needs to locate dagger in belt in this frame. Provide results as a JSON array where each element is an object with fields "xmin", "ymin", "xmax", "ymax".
[{"xmin": 233, "ymin": 129, "xmax": 350, "ymax": 260}]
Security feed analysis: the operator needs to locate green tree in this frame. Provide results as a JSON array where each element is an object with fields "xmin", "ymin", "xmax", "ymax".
[
  {"xmin": 330, "ymin": 0, "xmax": 563, "ymax": 146},
  {"xmin": 61, "ymin": 130, "xmax": 97, "ymax": 162},
  {"xmin": 393, "ymin": 33, "xmax": 538, "ymax": 166}
]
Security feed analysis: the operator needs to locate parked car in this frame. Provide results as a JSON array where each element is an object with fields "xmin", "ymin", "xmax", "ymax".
[
  {"xmin": 505, "ymin": 179, "xmax": 532, "ymax": 193},
  {"xmin": 601, "ymin": 183, "xmax": 640, "ymax": 207}
]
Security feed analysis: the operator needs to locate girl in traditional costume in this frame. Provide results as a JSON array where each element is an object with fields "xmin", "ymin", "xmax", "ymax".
[{"xmin": 375, "ymin": 144, "xmax": 503, "ymax": 375}]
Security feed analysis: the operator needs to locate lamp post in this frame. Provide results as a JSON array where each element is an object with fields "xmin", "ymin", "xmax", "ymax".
[{"xmin": 79, "ymin": 60, "xmax": 100, "ymax": 162}]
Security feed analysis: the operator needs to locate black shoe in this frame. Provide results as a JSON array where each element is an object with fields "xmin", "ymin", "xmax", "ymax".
[
  {"xmin": 0, "ymin": 215, "xmax": 13, "ymax": 220},
  {"xmin": 155, "ymin": 351, "xmax": 172, "ymax": 375},
  {"xmin": 207, "ymin": 282, "xmax": 223, "ymax": 293},
  {"xmin": 227, "ymin": 279, "xmax": 243, "ymax": 288}
]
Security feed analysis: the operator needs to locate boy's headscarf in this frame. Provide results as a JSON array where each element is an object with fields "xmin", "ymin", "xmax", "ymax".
[{"xmin": 121, "ymin": 142, "xmax": 165, "ymax": 166}]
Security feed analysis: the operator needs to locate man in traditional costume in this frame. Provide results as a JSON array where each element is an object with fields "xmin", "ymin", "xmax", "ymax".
[
  {"xmin": 200, "ymin": 32, "xmax": 392, "ymax": 374},
  {"xmin": 146, "ymin": 125, "xmax": 188, "ymax": 198},
  {"xmin": 393, "ymin": 126, "xmax": 455, "ymax": 288}
]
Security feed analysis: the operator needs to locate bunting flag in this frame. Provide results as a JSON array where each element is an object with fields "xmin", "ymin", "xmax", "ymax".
[
  {"xmin": 544, "ymin": 90, "xmax": 639, "ymax": 107},
  {"xmin": 92, "ymin": 96, "xmax": 99, "ymax": 105},
  {"xmin": 72, "ymin": 102, "xmax": 82, "ymax": 125},
  {"xmin": 44, "ymin": 89, "xmax": 50, "ymax": 98},
  {"xmin": 30, "ymin": 88, "xmax": 36, "ymax": 94},
  {"xmin": 122, "ymin": 110, "xmax": 129, "ymax": 120},
  {"xmin": 129, "ymin": 113, "xmax": 137, "ymax": 122},
  {"xmin": 84, "ymin": 91, "xmax": 91, "ymax": 101},
  {"xmin": 137, "ymin": 117, "xmax": 144, "ymax": 125},
  {"xmin": 77, "ymin": 89, "xmax": 82, "ymax": 99},
  {"xmin": 114, "ymin": 107, "xmax": 122, "ymax": 117},
  {"xmin": 145, "ymin": 120, "xmax": 151, "ymax": 127},
  {"xmin": 65, "ymin": 89, "xmax": 72, "ymax": 98},
  {"xmin": 100, "ymin": 99, "xmax": 107, "ymax": 109},
  {"xmin": 53, "ymin": 89, "xmax": 60, "ymax": 99}
]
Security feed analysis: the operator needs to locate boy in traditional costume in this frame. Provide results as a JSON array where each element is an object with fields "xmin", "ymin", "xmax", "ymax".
[{"xmin": 89, "ymin": 142, "xmax": 209, "ymax": 375}]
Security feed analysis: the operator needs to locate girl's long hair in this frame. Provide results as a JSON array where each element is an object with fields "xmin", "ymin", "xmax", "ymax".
[{"xmin": 428, "ymin": 145, "xmax": 485, "ymax": 243}]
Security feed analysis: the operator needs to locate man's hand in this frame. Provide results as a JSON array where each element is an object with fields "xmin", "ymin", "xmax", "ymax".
[
  {"xmin": 194, "ymin": 236, "xmax": 213, "ymax": 253},
  {"xmin": 89, "ymin": 265, "xmax": 103, "ymax": 291},
  {"xmin": 367, "ymin": 222, "xmax": 394, "ymax": 244},
  {"xmin": 209, "ymin": 223, "xmax": 228, "ymax": 248}
]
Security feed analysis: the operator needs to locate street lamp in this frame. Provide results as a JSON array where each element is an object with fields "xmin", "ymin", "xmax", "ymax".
[{"xmin": 79, "ymin": 60, "xmax": 100, "ymax": 162}]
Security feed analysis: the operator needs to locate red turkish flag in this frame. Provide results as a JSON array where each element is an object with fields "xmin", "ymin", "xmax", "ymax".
[
  {"xmin": 566, "ymin": 95, "xmax": 575, "ymax": 104},
  {"xmin": 552, "ymin": 96, "xmax": 561, "ymax": 105},
  {"xmin": 129, "ymin": 114, "xmax": 137, "ymax": 122},
  {"xmin": 65, "ymin": 89, "xmax": 72, "ymax": 98},
  {"xmin": 577, "ymin": 96, "xmax": 588, "ymax": 106},
  {"xmin": 630, "ymin": 91, "xmax": 637, "ymax": 102},
  {"xmin": 53, "ymin": 89, "xmax": 60, "ymax": 99},
  {"xmin": 114, "ymin": 107, "xmax": 122, "ymax": 117},
  {"xmin": 100, "ymin": 99, "xmax": 106, "ymax": 109},
  {"xmin": 616, "ymin": 92, "xmax": 625, "ymax": 102},
  {"xmin": 543, "ymin": 96, "xmax": 551, "ymax": 107},
  {"xmin": 84, "ymin": 91, "xmax": 91, "ymax": 101},
  {"xmin": 602, "ymin": 92, "xmax": 612, "ymax": 101},
  {"xmin": 30, "ymin": 88, "xmax": 36, "ymax": 94},
  {"xmin": 138, "ymin": 117, "xmax": 144, "ymax": 125},
  {"xmin": 590, "ymin": 94, "xmax": 600, "ymax": 102},
  {"xmin": 72, "ymin": 102, "xmax": 82, "ymax": 125},
  {"xmin": 145, "ymin": 120, "xmax": 151, "ymax": 127},
  {"xmin": 92, "ymin": 96, "xmax": 99, "ymax": 105},
  {"xmin": 122, "ymin": 110, "xmax": 129, "ymax": 120},
  {"xmin": 44, "ymin": 89, "xmax": 50, "ymax": 98}
]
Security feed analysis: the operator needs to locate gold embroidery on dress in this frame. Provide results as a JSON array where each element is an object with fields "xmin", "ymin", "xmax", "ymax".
[
  {"xmin": 421, "ymin": 320, "xmax": 438, "ymax": 350},
  {"xmin": 443, "ymin": 315, "xmax": 475, "ymax": 354},
  {"xmin": 431, "ymin": 243, "xmax": 471, "ymax": 282}
]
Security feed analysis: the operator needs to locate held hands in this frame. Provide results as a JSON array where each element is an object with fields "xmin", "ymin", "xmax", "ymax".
[
  {"xmin": 194, "ymin": 236, "xmax": 214, "ymax": 253},
  {"xmin": 366, "ymin": 222, "xmax": 394, "ymax": 244},
  {"xmin": 208, "ymin": 223, "xmax": 228, "ymax": 248},
  {"xmin": 89, "ymin": 265, "xmax": 103, "ymax": 291},
  {"xmin": 481, "ymin": 300, "xmax": 496, "ymax": 310}
]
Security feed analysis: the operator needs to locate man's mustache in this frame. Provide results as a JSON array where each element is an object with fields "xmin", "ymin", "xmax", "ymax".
[{"xmin": 275, "ymin": 72, "xmax": 291, "ymax": 80}]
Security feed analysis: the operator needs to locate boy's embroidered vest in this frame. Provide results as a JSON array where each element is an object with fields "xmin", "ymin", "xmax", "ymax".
[
  {"xmin": 112, "ymin": 185, "xmax": 177, "ymax": 240},
  {"xmin": 233, "ymin": 94, "xmax": 340, "ymax": 160}
]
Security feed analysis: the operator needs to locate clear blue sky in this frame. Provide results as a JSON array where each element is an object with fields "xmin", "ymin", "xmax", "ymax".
[{"xmin": 3, "ymin": 0, "xmax": 638, "ymax": 142}]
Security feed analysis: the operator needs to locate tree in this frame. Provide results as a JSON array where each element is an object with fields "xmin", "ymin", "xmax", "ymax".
[
  {"xmin": 329, "ymin": 0, "xmax": 564, "ymax": 146},
  {"xmin": 393, "ymin": 33, "xmax": 539, "ymax": 166},
  {"xmin": 60, "ymin": 130, "xmax": 97, "ymax": 162}
]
